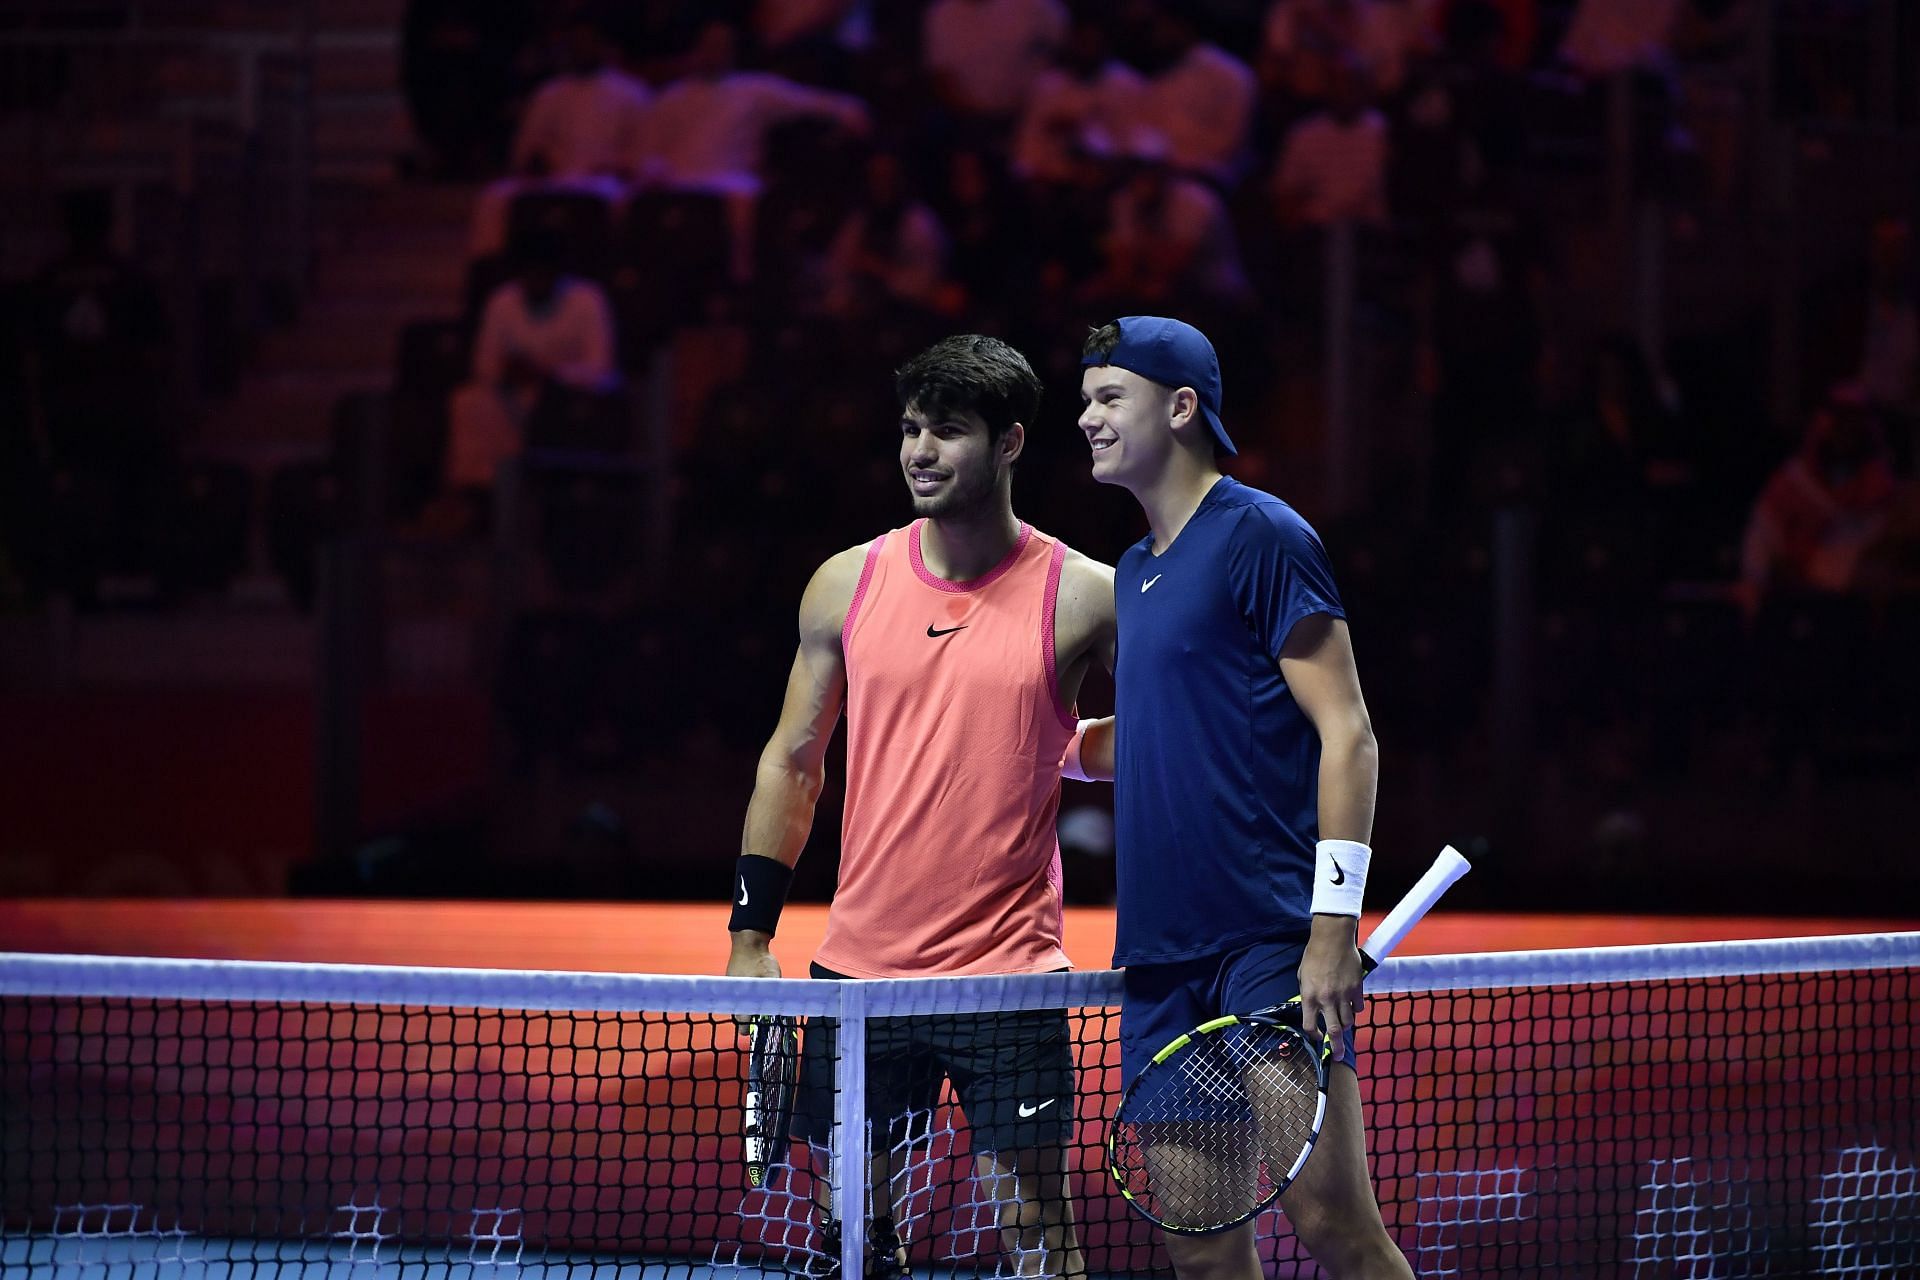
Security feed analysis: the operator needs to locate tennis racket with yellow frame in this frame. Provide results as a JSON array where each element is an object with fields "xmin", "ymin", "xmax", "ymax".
[{"xmin": 1107, "ymin": 846, "xmax": 1471, "ymax": 1233}]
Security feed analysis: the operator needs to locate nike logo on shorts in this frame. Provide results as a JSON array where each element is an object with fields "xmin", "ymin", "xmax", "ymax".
[{"xmin": 1017, "ymin": 1098, "xmax": 1057, "ymax": 1118}]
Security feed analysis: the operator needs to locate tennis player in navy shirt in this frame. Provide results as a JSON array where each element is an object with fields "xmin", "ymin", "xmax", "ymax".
[{"xmin": 1061, "ymin": 317, "xmax": 1413, "ymax": 1278}]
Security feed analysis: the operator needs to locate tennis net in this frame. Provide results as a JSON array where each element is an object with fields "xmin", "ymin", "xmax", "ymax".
[{"xmin": 2, "ymin": 932, "xmax": 1915, "ymax": 1278}]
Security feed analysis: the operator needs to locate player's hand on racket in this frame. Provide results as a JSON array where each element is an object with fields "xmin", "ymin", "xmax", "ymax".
[
  {"xmin": 1299, "ymin": 915, "xmax": 1366, "ymax": 1055},
  {"xmin": 728, "ymin": 932, "xmax": 783, "ymax": 1047},
  {"xmin": 727, "ymin": 930, "xmax": 783, "ymax": 981}
]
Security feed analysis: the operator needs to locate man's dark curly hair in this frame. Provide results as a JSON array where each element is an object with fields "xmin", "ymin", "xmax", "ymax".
[{"xmin": 895, "ymin": 335, "xmax": 1043, "ymax": 443}]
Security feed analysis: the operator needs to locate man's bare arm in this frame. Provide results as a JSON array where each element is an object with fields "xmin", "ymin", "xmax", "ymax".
[
  {"xmin": 1280, "ymin": 613, "xmax": 1379, "ymax": 1051},
  {"xmin": 1281, "ymin": 614, "xmax": 1377, "ymax": 842},
  {"xmin": 1053, "ymin": 550, "xmax": 1117, "ymax": 781},
  {"xmin": 727, "ymin": 544, "xmax": 865, "ymax": 977}
]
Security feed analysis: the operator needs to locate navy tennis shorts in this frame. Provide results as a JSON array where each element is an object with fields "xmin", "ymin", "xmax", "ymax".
[
  {"xmin": 1120, "ymin": 934, "xmax": 1362, "ymax": 1085},
  {"xmin": 792, "ymin": 963, "xmax": 1075, "ymax": 1154}
]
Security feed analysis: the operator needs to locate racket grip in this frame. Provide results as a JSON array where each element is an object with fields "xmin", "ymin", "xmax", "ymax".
[{"xmin": 1360, "ymin": 845, "xmax": 1471, "ymax": 967}]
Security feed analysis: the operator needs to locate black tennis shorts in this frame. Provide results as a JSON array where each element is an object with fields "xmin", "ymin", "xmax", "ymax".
[{"xmin": 790, "ymin": 962, "xmax": 1075, "ymax": 1155}]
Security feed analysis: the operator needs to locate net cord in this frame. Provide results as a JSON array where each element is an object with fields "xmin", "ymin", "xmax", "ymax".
[
  {"xmin": 3, "ymin": 931, "xmax": 1916, "ymax": 1012},
  {"xmin": 1363, "ymin": 929, "xmax": 1920, "ymax": 994}
]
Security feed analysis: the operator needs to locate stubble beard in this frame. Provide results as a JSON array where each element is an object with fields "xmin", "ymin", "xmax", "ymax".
[{"xmin": 910, "ymin": 459, "xmax": 1000, "ymax": 520}]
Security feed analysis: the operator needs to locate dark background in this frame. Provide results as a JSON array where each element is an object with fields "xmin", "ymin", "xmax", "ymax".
[{"xmin": 1, "ymin": 0, "xmax": 1916, "ymax": 918}]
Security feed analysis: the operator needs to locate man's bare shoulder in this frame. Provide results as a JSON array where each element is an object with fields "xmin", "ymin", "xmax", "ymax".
[
  {"xmin": 1057, "ymin": 547, "xmax": 1117, "ymax": 615},
  {"xmin": 814, "ymin": 539, "xmax": 876, "ymax": 591},
  {"xmin": 1054, "ymin": 546, "xmax": 1117, "ymax": 665},
  {"xmin": 798, "ymin": 539, "xmax": 879, "ymax": 641}
]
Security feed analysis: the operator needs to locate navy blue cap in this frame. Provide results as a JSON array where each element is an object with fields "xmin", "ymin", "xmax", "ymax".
[{"xmin": 1080, "ymin": 315, "xmax": 1235, "ymax": 457}]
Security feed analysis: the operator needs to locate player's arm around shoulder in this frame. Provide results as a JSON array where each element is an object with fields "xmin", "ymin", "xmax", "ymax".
[
  {"xmin": 1055, "ymin": 548, "xmax": 1118, "ymax": 782},
  {"xmin": 727, "ymin": 542, "xmax": 868, "ymax": 979}
]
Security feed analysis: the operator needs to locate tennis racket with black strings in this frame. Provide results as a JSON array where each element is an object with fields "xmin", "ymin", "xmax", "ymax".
[
  {"xmin": 1107, "ymin": 845, "xmax": 1471, "ymax": 1234},
  {"xmin": 743, "ymin": 1014, "xmax": 801, "ymax": 1188}
]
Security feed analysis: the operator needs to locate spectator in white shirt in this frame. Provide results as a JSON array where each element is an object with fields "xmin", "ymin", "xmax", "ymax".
[
  {"xmin": 1130, "ymin": 6, "xmax": 1257, "ymax": 186},
  {"xmin": 1271, "ymin": 58, "xmax": 1391, "ymax": 227},
  {"xmin": 447, "ymin": 230, "xmax": 619, "ymax": 496},
  {"xmin": 469, "ymin": 20, "xmax": 651, "ymax": 258},
  {"xmin": 1011, "ymin": 19, "xmax": 1144, "ymax": 187},
  {"xmin": 635, "ymin": 22, "xmax": 866, "ymax": 193},
  {"xmin": 634, "ymin": 20, "xmax": 869, "ymax": 281},
  {"xmin": 922, "ymin": 0, "xmax": 1069, "ymax": 123}
]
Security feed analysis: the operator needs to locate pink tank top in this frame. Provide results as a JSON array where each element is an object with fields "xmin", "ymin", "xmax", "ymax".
[{"xmin": 815, "ymin": 520, "xmax": 1078, "ymax": 978}]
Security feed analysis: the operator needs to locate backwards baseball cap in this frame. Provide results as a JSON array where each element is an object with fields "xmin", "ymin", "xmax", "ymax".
[{"xmin": 1080, "ymin": 315, "xmax": 1235, "ymax": 457}]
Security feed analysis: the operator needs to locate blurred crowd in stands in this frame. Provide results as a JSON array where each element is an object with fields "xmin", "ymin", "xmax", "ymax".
[
  {"xmin": 4, "ymin": 0, "xmax": 1919, "ymax": 899},
  {"xmin": 403, "ymin": 0, "xmax": 1920, "ymax": 789}
]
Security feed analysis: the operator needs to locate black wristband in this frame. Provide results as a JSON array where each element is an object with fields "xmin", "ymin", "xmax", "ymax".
[{"xmin": 730, "ymin": 854, "xmax": 794, "ymax": 935}]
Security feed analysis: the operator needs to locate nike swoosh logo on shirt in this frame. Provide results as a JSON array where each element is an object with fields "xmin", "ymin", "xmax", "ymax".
[
  {"xmin": 1141, "ymin": 574, "xmax": 1163, "ymax": 593},
  {"xmin": 927, "ymin": 624, "xmax": 968, "ymax": 637},
  {"xmin": 1017, "ymin": 1099, "xmax": 1057, "ymax": 1118}
]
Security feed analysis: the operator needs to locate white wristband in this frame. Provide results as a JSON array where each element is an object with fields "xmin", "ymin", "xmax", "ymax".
[
  {"xmin": 1311, "ymin": 839, "xmax": 1371, "ymax": 916},
  {"xmin": 1061, "ymin": 719, "xmax": 1098, "ymax": 783}
]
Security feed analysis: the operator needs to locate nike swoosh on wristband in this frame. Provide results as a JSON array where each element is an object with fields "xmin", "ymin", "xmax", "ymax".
[
  {"xmin": 1330, "ymin": 859, "xmax": 1346, "ymax": 885},
  {"xmin": 1017, "ymin": 1099, "xmax": 1057, "ymax": 1118},
  {"xmin": 1141, "ymin": 574, "xmax": 1163, "ymax": 592},
  {"xmin": 926, "ymin": 624, "xmax": 968, "ymax": 637},
  {"xmin": 737, "ymin": 878, "xmax": 749, "ymax": 906}
]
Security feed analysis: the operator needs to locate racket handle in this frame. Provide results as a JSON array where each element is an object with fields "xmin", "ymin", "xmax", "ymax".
[{"xmin": 1359, "ymin": 845, "xmax": 1471, "ymax": 968}]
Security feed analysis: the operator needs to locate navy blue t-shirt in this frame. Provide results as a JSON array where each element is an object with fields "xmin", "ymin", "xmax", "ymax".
[{"xmin": 1112, "ymin": 477, "xmax": 1346, "ymax": 966}]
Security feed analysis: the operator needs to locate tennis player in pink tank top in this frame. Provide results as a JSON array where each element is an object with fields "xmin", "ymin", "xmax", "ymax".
[{"xmin": 726, "ymin": 336, "xmax": 1116, "ymax": 1279}]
